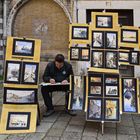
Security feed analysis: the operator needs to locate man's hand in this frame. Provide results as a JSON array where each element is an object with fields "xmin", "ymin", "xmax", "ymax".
[
  {"xmin": 61, "ymin": 80, "xmax": 68, "ymax": 84},
  {"xmin": 50, "ymin": 79, "xmax": 56, "ymax": 84}
]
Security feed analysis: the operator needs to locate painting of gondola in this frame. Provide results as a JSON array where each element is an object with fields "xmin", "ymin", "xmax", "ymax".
[
  {"xmin": 4, "ymin": 87, "xmax": 37, "ymax": 104},
  {"xmin": 6, "ymin": 112, "xmax": 30, "ymax": 130},
  {"xmin": 72, "ymin": 26, "xmax": 89, "ymax": 40},
  {"xmin": 70, "ymin": 47, "xmax": 80, "ymax": 60},
  {"xmin": 129, "ymin": 51, "xmax": 139, "ymax": 65},
  {"xmin": 12, "ymin": 38, "xmax": 35, "ymax": 57},
  {"xmin": 4, "ymin": 61, "xmax": 22, "ymax": 84},
  {"xmin": 104, "ymin": 99, "xmax": 120, "ymax": 121},
  {"xmin": 21, "ymin": 62, "xmax": 39, "ymax": 84},
  {"xmin": 87, "ymin": 98, "xmax": 103, "ymax": 121},
  {"xmin": 122, "ymin": 78, "xmax": 138, "ymax": 113},
  {"xmin": 92, "ymin": 31, "xmax": 104, "ymax": 48}
]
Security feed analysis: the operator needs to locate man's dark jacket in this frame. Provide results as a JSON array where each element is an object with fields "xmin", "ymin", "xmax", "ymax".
[{"xmin": 43, "ymin": 61, "xmax": 73, "ymax": 82}]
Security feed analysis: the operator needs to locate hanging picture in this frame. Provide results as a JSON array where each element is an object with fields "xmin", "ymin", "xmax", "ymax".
[
  {"xmin": 91, "ymin": 50, "xmax": 104, "ymax": 68},
  {"xmin": 80, "ymin": 48, "xmax": 90, "ymax": 61},
  {"xmin": 86, "ymin": 98, "xmax": 103, "ymax": 121},
  {"xmin": 105, "ymin": 51, "xmax": 118, "ymax": 69},
  {"xmin": 4, "ymin": 87, "xmax": 38, "ymax": 104},
  {"xmin": 21, "ymin": 62, "xmax": 39, "ymax": 84},
  {"xmin": 72, "ymin": 26, "xmax": 89, "ymax": 40},
  {"xmin": 4, "ymin": 61, "xmax": 22, "ymax": 84},
  {"xmin": 119, "ymin": 51, "xmax": 130, "ymax": 62},
  {"xmin": 122, "ymin": 78, "xmax": 138, "ymax": 113},
  {"xmin": 105, "ymin": 31, "xmax": 118, "ymax": 49},
  {"xmin": 104, "ymin": 98, "xmax": 120, "ymax": 121},
  {"xmin": 12, "ymin": 38, "xmax": 35, "ymax": 57},
  {"xmin": 92, "ymin": 31, "xmax": 104, "ymax": 49},
  {"xmin": 129, "ymin": 51, "xmax": 139, "ymax": 65},
  {"xmin": 70, "ymin": 76, "xmax": 86, "ymax": 110},
  {"xmin": 70, "ymin": 47, "xmax": 80, "ymax": 60}
]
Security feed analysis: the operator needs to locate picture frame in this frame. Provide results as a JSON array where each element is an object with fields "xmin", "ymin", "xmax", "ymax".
[
  {"xmin": 12, "ymin": 38, "xmax": 35, "ymax": 57},
  {"xmin": 105, "ymin": 85, "xmax": 119, "ymax": 97},
  {"xmin": 91, "ymin": 50, "xmax": 104, "ymax": 68},
  {"xmin": 129, "ymin": 51, "xmax": 139, "ymax": 65},
  {"xmin": 72, "ymin": 26, "xmax": 89, "ymax": 40},
  {"xmin": 6, "ymin": 112, "xmax": 30, "ymax": 130},
  {"xmin": 119, "ymin": 51, "xmax": 130, "ymax": 62},
  {"xmin": 121, "ymin": 29, "xmax": 138, "ymax": 44},
  {"xmin": 92, "ymin": 31, "xmax": 104, "ymax": 49},
  {"xmin": 104, "ymin": 74, "xmax": 119, "ymax": 85},
  {"xmin": 21, "ymin": 62, "xmax": 39, "ymax": 85},
  {"xmin": 4, "ymin": 61, "xmax": 22, "ymax": 84},
  {"xmin": 80, "ymin": 48, "xmax": 90, "ymax": 61},
  {"xmin": 70, "ymin": 47, "xmax": 80, "ymax": 61},
  {"xmin": 4, "ymin": 87, "xmax": 38, "ymax": 104},
  {"xmin": 96, "ymin": 15, "xmax": 113, "ymax": 28},
  {"xmin": 70, "ymin": 75, "xmax": 86, "ymax": 110},
  {"xmin": 105, "ymin": 31, "xmax": 118, "ymax": 49},
  {"xmin": 122, "ymin": 78, "xmax": 138, "ymax": 113},
  {"xmin": 86, "ymin": 97, "xmax": 103, "ymax": 121},
  {"xmin": 105, "ymin": 51, "xmax": 118, "ymax": 69},
  {"xmin": 104, "ymin": 98, "xmax": 120, "ymax": 122}
]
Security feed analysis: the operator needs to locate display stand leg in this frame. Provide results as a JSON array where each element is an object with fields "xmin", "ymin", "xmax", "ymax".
[{"xmin": 101, "ymin": 121, "xmax": 104, "ymax": 135}]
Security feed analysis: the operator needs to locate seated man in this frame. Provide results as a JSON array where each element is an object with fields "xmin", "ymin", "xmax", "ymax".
[{"xmin": 41, "ymin": 54, "xmax": 76, "ymax": 117}]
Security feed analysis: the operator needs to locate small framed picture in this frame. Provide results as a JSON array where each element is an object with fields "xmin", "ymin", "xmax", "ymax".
[
  {"xmin": 4, "ymin": 61, "xmax": 22, "ymax": 84},
  {"xmin": 89, "ymin": 73, "xmax": 103, "ymax": 84},
  {"xmin": 129, "ymin": 51, "xmax": 139, "ymax": 65},
  {"xmin": 4, "ymin": 87, "xmax": 38, "ymax": 104},
  {"xmin": 86, "ymin": 98, "xmax": 103, "ymax": 121},
  {"xmin": 91, "ymin": 50, "xmax": 104, "ymax": 68},
  {"xmin": 6, "ymin": 112, "xmax": 30, "ymax": 130},
  {"xmin": 104, "ymin": 99, "xmax": 120, "ymax": 121},
  {"xmin": 70, "ymin": 47, "xmax": 80, "ymax": 61},
  {"xmin": 80, "ymin": 48, "xmax": 90, "ymax": 61},
  {"xmin": 104, "ymin": 74, "xmax": 119, "ymax": 85},
  {"xmin": 92, "ymin": 31, "xmax": 104, "ymax": 49},
  {"xmin": 121, "ymin": 29, "xmax": 138, "ymax": 43},
  {"xmin": 12, "ymin": 38, "xmax": 35, "ymax": 57},
  {"xmin": 72, "ymin": 26, "xmax": 89, "ymax": 40},
  {"xmin": 122, "ymin": 78, "xmax": 138, "ymax": 113},
  {"xmin": 70, "ymin": 76, "xmax": 86, "ymax": 110},
  {"xmin": 119, "ymin": 51, "xmax": 130, "ymax": 62},
  {"xmin": 105, "ymin": 31, "xmax": 118, "ymax": 49},
  {"xmin": 105, "ymin": 85, "xmax": 119, "ymax": 97},
  {"xmin": 90, "ymin": 85, "xmax": 103, "ymax": 97},
  {"xmin": 105, "ymin": 51, "xmax": 118, "ymax": 69},
  {"xmin": 21, "ymin": 62, "xmax": 39, "ymax": 84},
  {"xmin": 96, "ymin": 15, "xmax": 113, "ymax": 28}
]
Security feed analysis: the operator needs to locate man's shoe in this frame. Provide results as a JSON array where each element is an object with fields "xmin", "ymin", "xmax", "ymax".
[
  {"xmin": 65, "ymin": 110, "xmax": 77, "ymax": 116},
  {"xmin": 43, "ymin": 110, "xmax": 55, "ymax": 117}
]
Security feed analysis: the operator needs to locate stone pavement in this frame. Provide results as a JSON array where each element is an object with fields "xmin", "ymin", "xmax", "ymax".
[{"xmin": 0, "ymin": 90, "xmax": 139, "ymax": 140}]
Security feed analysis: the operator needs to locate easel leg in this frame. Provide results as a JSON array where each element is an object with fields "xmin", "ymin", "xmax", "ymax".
[{"xmin": 101, "ymin": 121, "xmax": 104, "ymax": 135}]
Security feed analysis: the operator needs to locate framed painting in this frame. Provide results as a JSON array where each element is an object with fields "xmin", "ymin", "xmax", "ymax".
[
  {"xmin": 4, "ymin": 87, "xmax": 38, "ymax": 104},
  {"xmin": 129, "ymin": 51, "xmax": 139, "ymax": 65},
  {"xmin": 70, "ymin": 47, "xmax": 80, "ymax": 61},
  {"xmin": 122, "ymin": 78, "xmax": 138, "ymax": 113},
  {"xmin": 92, "ymin": 31, "xmax": 104, "ymax": 49},
  {"xmin": 119, "ymin": 51, "xmax": 130, "ymax": 62},
  {"xmin": 86, "ymin": 97, "xmax": 103, "ymax": 121},
  {"xmin": 105, "ymin": 85, "xmax": 119, "ymax": 97},
  {"xmin": 105, "ymin": 31, "xmax": 118, "ymax": 49},
  {"xmin": 12, "ymin": 38, "xmax": 35, "ymax": 57},
  {"xmin": 91, "ymin": 50, "xmax": 104, "ymax": 68},
  {"xmin": 104, "ymin": 98, "xmax": 120, "ymax": 121},
  {"xmin": 80, "ymin": 48, "xmax": 90, "ymax": 61},
  {"xmin": 21, "ymin": 62, "xmax": 39, "ymax": 85},
  {"xmin": 104, "ymin": 74, "xmax": 119, "ymax": 85},
  {"xmin": 4, "ymin": 61, "xmax": 22, "ymax": 84},
  {"xmin": 96, "ymin": 15, "xmax": 113, "ymax": 28},
  {"xmin": 72, "ymin": 26, "xmax": 89, "ymax": 40}
]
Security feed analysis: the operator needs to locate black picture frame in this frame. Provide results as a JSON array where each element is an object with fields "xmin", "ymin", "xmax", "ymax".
[
  {"xmin": 104, "ymin": 74, "xmax": 119, "ymax": 85},
  {"xmin": 122, "ymin": 78, "xmax": 138, "ymax": 113},
  {"xmin": 121, "ymin": 29, "xmax": 138, "ymax": 43},
  {"xmin": 12, "ymin": 38, "xmax": 35, "ymax": 57},
  {"xmin": 4, "ymin": 87, "xmax": 38, "ymax": 104},
  {"xmin": 119, "ymin": 51, "xmax": 130, "ymax": 62},
  {"xmin": 105, "ymin": 31, "xmax": 118, "ymax": 49},
  {"xmin": 129, "ymin": 51, "xmax": 139, "ymax": 65},
  {"xmin": 6, "ymin": 112, "xmax": 30, "ymax": 130},
  {"xmin": 86, "ymin": 97, "xmax": 103, "ymax": 121},
  {"xmin": 70, "ymin": 75, "xmax": 86, "ymax": 111},
  {"xmin": 4, "ymin": 61, "xmax": 22, "ymax": 84},
  {"xmin": 92, "ymin": 31, "xmax": 104, "ymax": 49},
  {"xmin": 104, "ymin": 98, "xmax": 120, "ymax": 122},
  {"xmin": 70, "ymin": 47, "xmax": 80, "ymax": 61},
  {"xmin": 21, "ymin": 62, "xmax": 39, "ymax": 85},
  {"xmin": 91, "ymin": 50, "xmax": 104, "ymax": 68},
  {"xmin": 72, "ymin": 26, "xmax": 89, "ymax": 40},
  {"xmin": 105, "ymin": 51, "xmax": 118, "ymax": 69},
  {"xmin": 96, "ymin": 15, "xmax": 113, "ymax": 28},
  {"xmin": 80, "ymin": 47, "xmax": 90, "ymax": 61}
]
